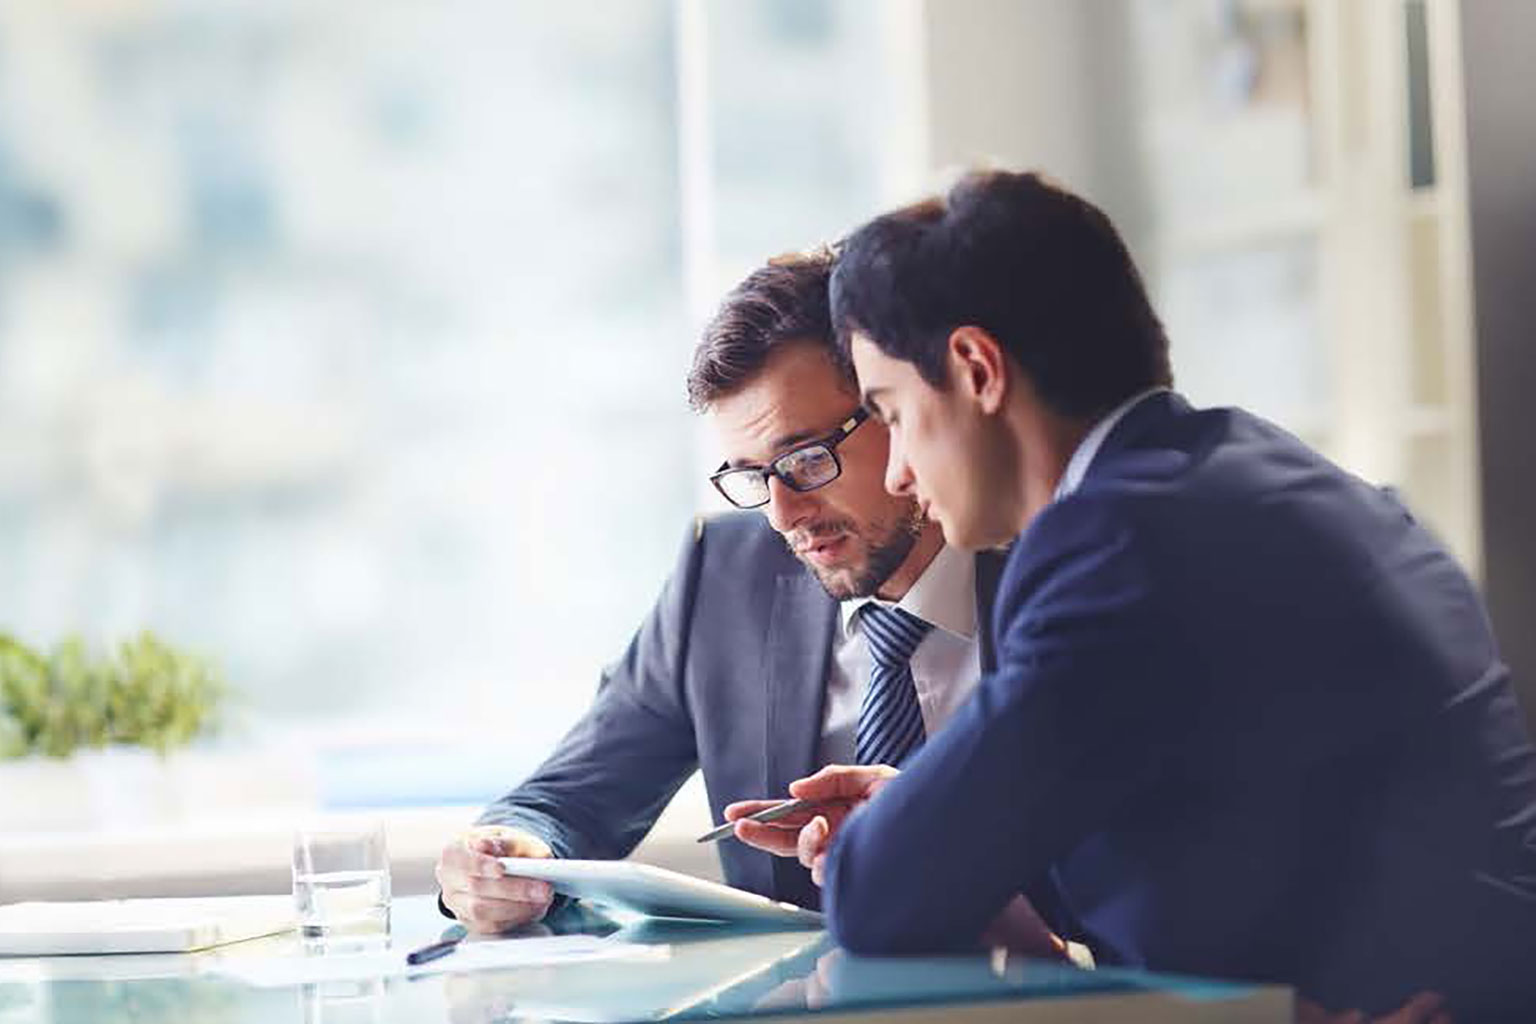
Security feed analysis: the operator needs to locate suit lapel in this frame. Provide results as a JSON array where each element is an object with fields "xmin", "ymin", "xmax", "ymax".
[
  {"xmin": 764, "ymin": 572, "xmax": 837, "ymax": 795},
  {"xmin": 763, "ymin": 570, "xmax": 837, "ymax": 908},
  {"xmin": 973, "ymin": 542, "xmax": 1088, "ymax": 945}
]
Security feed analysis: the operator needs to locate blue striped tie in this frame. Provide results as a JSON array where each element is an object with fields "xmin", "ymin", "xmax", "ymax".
[{"xmin": 855, "ymin": 604, "xmax": 934, "ymax": 768}]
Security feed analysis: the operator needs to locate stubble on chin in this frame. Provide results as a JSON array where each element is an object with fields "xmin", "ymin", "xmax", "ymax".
[
  {"xmin": 808, "ymin": 561, "xmax": 864, "ymax": 602},
  {"xmin": 795, "ymin": 504, "xmax": 926, "ymax": 601}
]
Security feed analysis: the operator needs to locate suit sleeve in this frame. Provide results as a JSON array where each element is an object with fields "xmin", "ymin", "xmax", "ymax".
[
  {"xmin": 473, "ymin": 519, "xmax": 707, "ymax": 860},
  {"xmin": 823, "ymin": 498, "xmax": 1186, "ymax": 954}
]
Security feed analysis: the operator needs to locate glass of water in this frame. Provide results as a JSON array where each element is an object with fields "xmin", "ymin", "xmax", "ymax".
[{"xmin": 292, "ymin": 820, "xmax": 391, "ymax": 941}]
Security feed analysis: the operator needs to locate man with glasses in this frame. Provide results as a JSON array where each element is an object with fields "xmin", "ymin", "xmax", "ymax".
[{"xmin": 433, "ymin": 251, "xmax": 1065, "ymax": 954}]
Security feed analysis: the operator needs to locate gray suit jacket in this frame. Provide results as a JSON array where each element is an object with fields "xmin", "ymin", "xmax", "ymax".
[{"xmin": 478, "ymin": 511, "xmax": 1003, "ymax": 910}]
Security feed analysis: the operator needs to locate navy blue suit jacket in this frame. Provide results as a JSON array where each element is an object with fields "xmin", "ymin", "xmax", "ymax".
[{"xmin": 824, "ymin": 393, "xmax": 1536, "ymax": 1017}]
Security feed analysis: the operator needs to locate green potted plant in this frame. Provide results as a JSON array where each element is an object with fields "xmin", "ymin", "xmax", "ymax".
[{"xmin": 0, "ymin": 632, "xmax": 227, "ymax": 831}]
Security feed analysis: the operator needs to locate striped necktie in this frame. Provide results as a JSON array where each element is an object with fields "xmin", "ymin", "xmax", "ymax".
[{"xmin": 855, "ymin": 604, "xmax": 934, "ymax": 768}]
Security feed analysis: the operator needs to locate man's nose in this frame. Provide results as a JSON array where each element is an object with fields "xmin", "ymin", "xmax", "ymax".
[
  {"xmin": 764, "ymin": 475, "xmax": 817, "ymax": 534},
  {"xmin": 885, "ymin": 443, "xmax": 915, "ymax": 498}
]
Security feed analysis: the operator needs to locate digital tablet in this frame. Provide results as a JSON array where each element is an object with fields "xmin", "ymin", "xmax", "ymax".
[{"xmin": 498, "ymin": 859, "xmax": 823, "ymax": 927}]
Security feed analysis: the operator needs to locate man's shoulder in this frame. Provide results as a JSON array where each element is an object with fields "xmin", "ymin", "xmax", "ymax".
[
  {"xmin": 679, "ymin": 512, "xmax": 827, "ymax": 659},
  {"xmin": 999, "ymin": 399, "xmax": 1408, "ymax": 625},
  {"xmin": 690, "ymin": 511, "xmax": 802, "ymax": 576}
]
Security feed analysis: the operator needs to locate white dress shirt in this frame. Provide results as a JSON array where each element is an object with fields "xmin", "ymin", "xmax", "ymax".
[{"xmin": 818, "ymin": 543, "xmax": 981, "ymax": 765}]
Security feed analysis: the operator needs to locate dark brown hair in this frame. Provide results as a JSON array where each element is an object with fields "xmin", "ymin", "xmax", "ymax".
[
  {"xmin": 831, "ymin": 170, "xmax": 1172, "ymax": 422},
  {"xmin": 686, "ymin": 247, "xmax": 851, "ymax": 411}
]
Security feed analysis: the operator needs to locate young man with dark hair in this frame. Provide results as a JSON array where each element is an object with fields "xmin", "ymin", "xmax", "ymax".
[{"xmin": 759, "ymin": 171, "xmax": 1536, "ymax": 1019}]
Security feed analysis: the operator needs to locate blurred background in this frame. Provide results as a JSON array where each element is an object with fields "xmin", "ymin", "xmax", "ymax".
[{"xmin": 0, "ymin": 0, "xmax": 1531, "ymax": 901}]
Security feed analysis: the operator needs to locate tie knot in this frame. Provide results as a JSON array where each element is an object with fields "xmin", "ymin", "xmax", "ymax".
[{"xmin": 858, "ymin": 604, "xmax": 933, "ymax": 668}]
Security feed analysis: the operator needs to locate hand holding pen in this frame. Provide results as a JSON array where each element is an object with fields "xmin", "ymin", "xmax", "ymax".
[
  {"xmin": 703, "ymin": 764, "xmax": 901, "ymax": 886},
  {"xmin": 695, "ymin": 796, "xmax": 849, "ymax": 844}
]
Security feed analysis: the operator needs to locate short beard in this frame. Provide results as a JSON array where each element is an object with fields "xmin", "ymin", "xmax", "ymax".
[{"xmin": 795, "ymin": 503, "xmax": 926, "ymax": 601}]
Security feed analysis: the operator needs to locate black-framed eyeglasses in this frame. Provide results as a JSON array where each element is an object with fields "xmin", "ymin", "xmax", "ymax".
[{"xmin": 710, "ymin": 407, "xmax": 871, "ymax": 509}]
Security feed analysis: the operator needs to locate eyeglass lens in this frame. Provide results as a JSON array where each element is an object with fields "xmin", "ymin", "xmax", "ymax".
[{"xmin": 716, "ymin": 443, "xmax": 841, "ymax": 507}]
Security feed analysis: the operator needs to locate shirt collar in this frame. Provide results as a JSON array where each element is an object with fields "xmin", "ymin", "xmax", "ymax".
[
  {"xmin": 839, "ymin": 542, "xmax": 976, "ymax": 641},
  {"xmin": 1053, "ymin": 387, "xmax": 1169, "ymax": 502}
]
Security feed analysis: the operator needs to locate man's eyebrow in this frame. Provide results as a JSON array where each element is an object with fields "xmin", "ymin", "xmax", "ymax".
[
  {"xmin": 861, "ymin": 387, "xmax": 887, "ymax": 416},
  {"xmin": 723, "ymin": 426, "xmax": 828, "ymax": 470},
  {"xmin": 768, "ymin": 427, "xmax": 822, "ymax": 451}
]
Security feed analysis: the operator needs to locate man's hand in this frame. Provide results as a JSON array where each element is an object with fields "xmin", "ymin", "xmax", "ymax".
[
  {"xmin": 435, "ymin": 825, "xmax": 556, "ymax": 934},
  {"xmin": 724, "ymin": 764, "xmax": 899, "ymax": 885}
]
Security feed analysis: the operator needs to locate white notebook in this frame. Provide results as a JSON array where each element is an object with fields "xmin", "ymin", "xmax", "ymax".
[{"xmin": 0, "ymin": 895, "xmax": 295, "ymax": 956}]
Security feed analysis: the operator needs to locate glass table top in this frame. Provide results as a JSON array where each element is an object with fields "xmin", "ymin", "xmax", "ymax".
[{"xmin": 0, "ymin": 894, "xmax": 1287, "ymax": 1023}]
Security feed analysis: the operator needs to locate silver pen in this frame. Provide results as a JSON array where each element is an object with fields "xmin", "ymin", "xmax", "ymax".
[{"xmin": 695, "ymin": 797, "xmax": 841, "ymax": 844}]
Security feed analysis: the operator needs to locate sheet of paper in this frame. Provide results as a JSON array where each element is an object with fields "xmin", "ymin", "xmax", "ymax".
[{"xmin": 213, "ymin": 934, "xmax": 668, "ymax": 988}]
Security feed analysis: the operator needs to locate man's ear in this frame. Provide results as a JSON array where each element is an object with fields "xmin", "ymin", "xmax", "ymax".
[{"xmin": 947, "ymin": 326, "xmax": 1008, "ymax": 415}]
